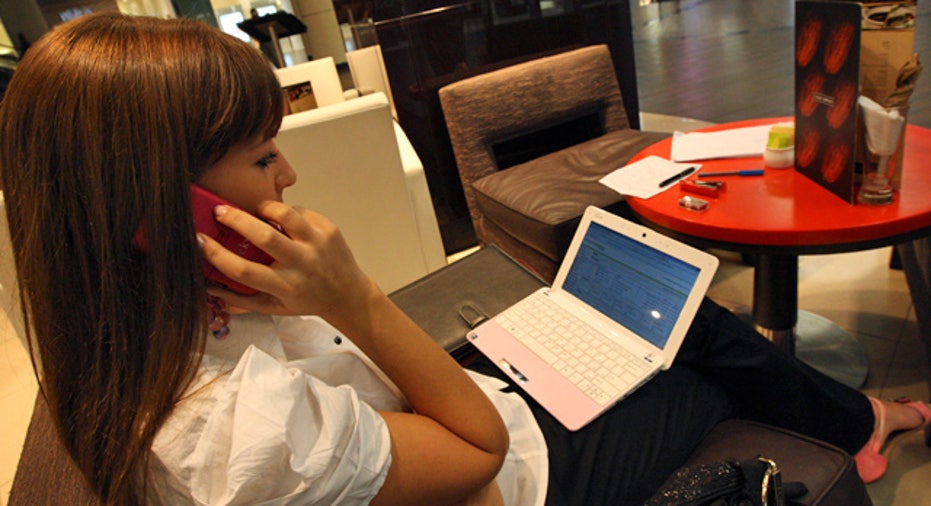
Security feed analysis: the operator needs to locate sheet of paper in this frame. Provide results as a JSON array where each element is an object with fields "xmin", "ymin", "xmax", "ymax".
[
  {"xmin": 599, "ymin": 155, "xmax": 700, "ymax": 199},
  {"xmin": 670, "ymin": 124, "xmax": 777, "ymax": 162}
]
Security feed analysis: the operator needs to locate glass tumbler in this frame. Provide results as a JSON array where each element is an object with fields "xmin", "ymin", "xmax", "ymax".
[{"xmin": 858, "ymin": 105, "xmax": 907, "ymax": 205}]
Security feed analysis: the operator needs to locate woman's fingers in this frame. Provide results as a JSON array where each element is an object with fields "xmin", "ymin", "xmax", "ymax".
[
  {"xmin": 203, "ymin": 202, "xmax": 376, "ymax": 318},
  {"xmin": 196, "ymin": 231, "xmax": 283, "ymax": 295},
  {"xmin": 198, "ymin": 231, "xmax": 312, "ymax": 315},
  {"xmin": 213, "ymin": 204, "xmax": 305, "ymax": 264},
  {"xmin": 254, "ymin": 200, "xmax": 323, "ymax": 242}
]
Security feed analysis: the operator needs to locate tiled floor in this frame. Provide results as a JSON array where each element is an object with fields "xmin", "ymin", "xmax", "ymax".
[{"xmin": 0, "ymin": 308, "xmax": 37, "ymax": 505}]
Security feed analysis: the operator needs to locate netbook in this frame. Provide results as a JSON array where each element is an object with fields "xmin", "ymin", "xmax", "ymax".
[{"xmin": 466, "ymin": 206, "xmax": 718, "ymax": 430}]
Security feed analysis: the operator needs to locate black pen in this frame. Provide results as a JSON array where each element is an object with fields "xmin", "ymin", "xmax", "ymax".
[{"xmin": 659, "ymin": 166, "xmax": 697, "ymax": 188}]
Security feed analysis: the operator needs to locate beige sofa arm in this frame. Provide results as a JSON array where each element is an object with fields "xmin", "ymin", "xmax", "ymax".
[{"xmin": 277, "ymin": 93, "xmax": 445, "ymax": 292}]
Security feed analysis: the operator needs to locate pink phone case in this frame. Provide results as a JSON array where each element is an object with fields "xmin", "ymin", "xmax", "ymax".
[{"xmin": 189, "ymin": 185, "xmax": 274, "ymax": 294}]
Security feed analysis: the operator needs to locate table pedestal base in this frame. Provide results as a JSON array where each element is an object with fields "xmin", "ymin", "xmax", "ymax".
[
  {"xmin": 792, "ymin": 310, "xmax": 870, "ymax": 390},
  {"xmin": 736, "ymin": 307, "xmax": 869, "ymax": 389}
]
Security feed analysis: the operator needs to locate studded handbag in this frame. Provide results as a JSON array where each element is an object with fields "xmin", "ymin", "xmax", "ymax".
[{"xmin": 643, "ymin": 456, "xmax": 805, "ymax": 506}]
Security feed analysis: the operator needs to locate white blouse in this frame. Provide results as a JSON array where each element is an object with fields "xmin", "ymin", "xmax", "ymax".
[{"xmin": 148, "ymin": 313, "xmax": 548, "ymax": 505}]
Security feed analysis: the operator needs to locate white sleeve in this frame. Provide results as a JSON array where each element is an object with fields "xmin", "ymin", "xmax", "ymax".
[{"xmin": 187, "ymin": 346, "xmax": 392, "ymax": 505}]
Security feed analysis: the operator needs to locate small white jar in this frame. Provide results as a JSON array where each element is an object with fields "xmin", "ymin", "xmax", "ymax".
[{"xmin": 764, "ymin": 146, "xmax": 795, "ymax": 169}]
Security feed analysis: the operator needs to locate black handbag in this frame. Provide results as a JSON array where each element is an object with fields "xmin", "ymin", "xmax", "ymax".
[{"xmin": 644, "ymin": 456, "xmax": 806, "ymax": 506}]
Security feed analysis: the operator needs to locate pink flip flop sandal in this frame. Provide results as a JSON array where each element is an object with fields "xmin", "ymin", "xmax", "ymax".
[
  {"xmin": 855, "ymin": 397, "xmax": 931, "ymax": 483},
  {"xmin": 854, "ymin": 398, "xmax": 888, "ymax": 484}
]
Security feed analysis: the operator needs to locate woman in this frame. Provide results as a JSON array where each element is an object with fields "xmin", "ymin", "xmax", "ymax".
[{"xmin": 1, "ymin": 12, "xmax": 927, "ymax": 505}]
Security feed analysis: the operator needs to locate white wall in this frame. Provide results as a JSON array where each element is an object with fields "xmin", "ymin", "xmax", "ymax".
[{"xmin": 291, "ymin": 0, "xmax": 345, "ymax": 64}]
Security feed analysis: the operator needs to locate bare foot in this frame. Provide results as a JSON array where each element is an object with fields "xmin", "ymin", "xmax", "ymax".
[
  {"xmin": 855, "ymin": 398, "xmax": 929, "ymax": 483},
  {"xmin": 872, "ymin": 398, "xmax": 927, "ymax": 448}
]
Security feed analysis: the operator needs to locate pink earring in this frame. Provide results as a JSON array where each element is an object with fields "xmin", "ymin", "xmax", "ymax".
[{"xmin": 207, "ymin": 294, "xmax": 231, "ymax": 339}]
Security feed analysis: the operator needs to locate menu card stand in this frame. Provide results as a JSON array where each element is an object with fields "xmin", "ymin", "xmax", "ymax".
[{"xmin": 238, "ymin": 12, "xmax": 307, "ymax": 68}]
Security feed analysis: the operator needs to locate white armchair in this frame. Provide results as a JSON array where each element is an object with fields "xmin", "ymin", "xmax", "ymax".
[
  {"xmin": 345, "ymin": 45, "xmax": 397, "ymax": 119},
  {"xmin": 275, "ymin": 92, "xmax": 446, "ymax": 293}
]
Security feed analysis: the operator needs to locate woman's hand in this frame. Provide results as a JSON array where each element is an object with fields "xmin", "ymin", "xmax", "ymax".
[{"xmin": 198, "ymin": 201, "xmax": 380, "ymax": 327}]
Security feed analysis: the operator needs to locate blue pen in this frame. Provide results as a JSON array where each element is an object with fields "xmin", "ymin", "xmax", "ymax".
[{"xmin": 697, "ymin": 169, "xmax": 765, "ymax": 178}]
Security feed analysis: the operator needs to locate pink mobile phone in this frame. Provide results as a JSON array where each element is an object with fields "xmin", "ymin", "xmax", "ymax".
[{"xmin": 189, "ymin": 185, "xmax": 274, "ymax": 295}]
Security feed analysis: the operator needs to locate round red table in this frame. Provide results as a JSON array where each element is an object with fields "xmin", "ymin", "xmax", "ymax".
[{"xmin": 627, "ymin": 117, "xmax": 931, "ymax": 388}]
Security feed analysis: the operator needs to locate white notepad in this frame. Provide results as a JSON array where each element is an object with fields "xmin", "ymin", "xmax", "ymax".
[{"xmin": 670, "ymin": 124, "xmax": 775, "ymax": 162}]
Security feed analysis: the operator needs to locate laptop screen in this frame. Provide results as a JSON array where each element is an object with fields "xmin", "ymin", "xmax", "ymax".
[{"xmin": 561, "ymin": 222, "xmax": 701, "ymax": 348}]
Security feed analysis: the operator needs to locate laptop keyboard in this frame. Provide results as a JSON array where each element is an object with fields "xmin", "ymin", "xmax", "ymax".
[{"xmin": 496, "ymin": 294, "xmax": 653, "ymax": 406}]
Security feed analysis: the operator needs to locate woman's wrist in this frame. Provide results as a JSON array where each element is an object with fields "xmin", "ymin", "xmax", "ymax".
[{"xmin": 324, "ymin": 278, "xmax": 392, "ymax": 342}]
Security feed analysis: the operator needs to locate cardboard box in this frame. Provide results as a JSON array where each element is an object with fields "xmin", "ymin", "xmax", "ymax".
[
  {"xmin": 283, "ymin": 81, "xmax": 318, "ymax": 114},
  {"xmin": 794, "ymin": 0, "xmax": 916, "ymax": 203}
]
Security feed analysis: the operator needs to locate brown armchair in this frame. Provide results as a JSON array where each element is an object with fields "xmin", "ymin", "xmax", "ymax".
[{"xmin": 439, "ymin": 44, "xmax": 669, "ymax": 281}]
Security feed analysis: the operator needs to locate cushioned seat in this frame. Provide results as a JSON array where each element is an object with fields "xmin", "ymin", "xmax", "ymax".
[
  {"xmin": 472, "ymin": 128, "xmax": 668, "ymax": 266},
  {"xmin": 439, "ymin": 44, "xmax": 671, "ymax": 281}
]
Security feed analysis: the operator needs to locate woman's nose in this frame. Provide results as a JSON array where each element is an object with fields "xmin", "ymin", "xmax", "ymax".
[{"xmin": 275, "ymin": 149, "xmax": 297, "ymax": 190}]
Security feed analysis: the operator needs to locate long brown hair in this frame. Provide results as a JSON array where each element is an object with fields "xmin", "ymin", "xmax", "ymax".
[{"xmin": 0, "ymin": 12, "xmax": 283, "ymax": 503}]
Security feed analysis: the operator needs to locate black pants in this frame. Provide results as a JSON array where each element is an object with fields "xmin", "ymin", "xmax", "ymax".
[{"xmin": 466, "ymin": 298, "xmax": 874, "ymax": 505}]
